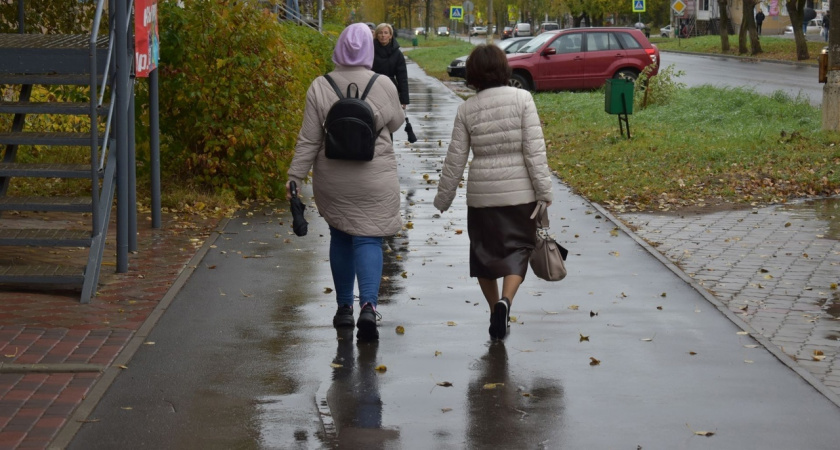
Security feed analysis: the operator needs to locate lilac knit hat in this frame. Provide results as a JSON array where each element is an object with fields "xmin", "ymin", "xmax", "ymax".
[{"xmin": 332, "ymin": 23, "xmax": 374, "ymax": 69}]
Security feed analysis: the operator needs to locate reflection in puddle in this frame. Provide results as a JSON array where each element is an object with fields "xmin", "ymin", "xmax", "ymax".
[{"xmin": 777, "ymin": 197, "xmax": 840, "ymax": 240}]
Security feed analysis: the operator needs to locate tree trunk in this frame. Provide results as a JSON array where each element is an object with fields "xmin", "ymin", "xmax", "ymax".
[
  {"xmin": 718, "ymin": 0, "xmax": 730, "ymax": 52},
  {"xmin": 824, "ymin": 8, "xmax": 840, "ymax": 130},
  {"xmin": 740, "ymin": 0, "xmax": 762, "ymax": 54},
  {"xmin": 785, "ymin": 0, "xmax": 809, "ymax": 60}
]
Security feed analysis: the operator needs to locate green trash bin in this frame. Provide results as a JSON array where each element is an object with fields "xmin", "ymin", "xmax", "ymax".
[
  {"xmin": 412, "ymin": 37, "xmax": 419, "ymax": 47},
  {"xmin": 604, "ymin": 79, "xmax": 634, "ymax": 115}
]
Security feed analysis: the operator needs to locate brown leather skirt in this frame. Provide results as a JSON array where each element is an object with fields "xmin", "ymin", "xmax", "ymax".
[{"xmin": 467, "ymin": 202, "xmax": 537, "ymax": 279}]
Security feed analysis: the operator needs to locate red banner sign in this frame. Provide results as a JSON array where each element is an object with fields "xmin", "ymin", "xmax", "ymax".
[{"xmin": 135, "ymin": 0, "xmax": 159, "ymax": 77}]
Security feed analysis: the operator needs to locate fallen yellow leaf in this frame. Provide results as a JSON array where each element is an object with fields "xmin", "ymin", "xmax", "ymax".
[
  {"xmin": 330, "ymin": 363, "xmax": 343, "ymax": 369},
  {"xmin": 589, "ymin": 357, "xmax": 600, "ymax": 366},
  {"xmin": 483, "ymin": 383, "xmax": 504, "ymax": 390},
  {"xmin": 396, "ymin": 325, "xmax": 405, "ymax": 335}
]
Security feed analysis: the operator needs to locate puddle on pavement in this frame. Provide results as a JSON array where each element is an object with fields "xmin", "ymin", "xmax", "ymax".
[{"xmin": 777, "ymin": 197, "xmax": 840, "ymax": 240}]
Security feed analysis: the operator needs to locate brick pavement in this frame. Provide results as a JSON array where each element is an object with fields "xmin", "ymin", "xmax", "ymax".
[
  {"xmin": 618, "ymin": 197, "xmax": 840, "ymax": 397},
  {"xmin": 0, "ymin": 210, "xmax": 220, "ymax": 450}
]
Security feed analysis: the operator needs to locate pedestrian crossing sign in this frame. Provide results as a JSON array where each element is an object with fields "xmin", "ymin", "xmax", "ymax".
[
  {"xmin": 450, "ymin": 6, "xmax": 464, "ymax": 20},
  {"xmin": 633, "ymin": 0, "xmax": 645, "ymax": 12}
]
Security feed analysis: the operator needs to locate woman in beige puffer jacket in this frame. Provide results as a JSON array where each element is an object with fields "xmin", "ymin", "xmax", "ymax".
[
  {"xmin": 434, "ymin": 44, "xmax": 553, "ymax": 340},
  {"xmin": 286, "ymin": 23, "xmax": 405, "ymax": 341}
]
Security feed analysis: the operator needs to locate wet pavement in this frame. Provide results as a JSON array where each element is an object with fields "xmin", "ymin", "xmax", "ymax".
[
  {"xmin": 2, "ymin": 60, "xmax": 840, "ymax": 449},
  {"xmin": 620, "ymin": 198, "xmax": 840, "ymax": 396}
]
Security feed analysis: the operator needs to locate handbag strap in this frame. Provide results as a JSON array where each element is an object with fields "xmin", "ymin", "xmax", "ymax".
[{"xmin": 530, "ymin": 201, "xmax": 549, "ymax": 228}]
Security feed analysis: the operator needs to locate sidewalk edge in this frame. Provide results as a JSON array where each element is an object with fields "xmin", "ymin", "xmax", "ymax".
[
  {"xmin": 47, "ymin": 218, "xmax": 231, "ymax": 449},
  {"xmin": 590, "ymin": 201, "xmax": 840, "ymax": 409}
]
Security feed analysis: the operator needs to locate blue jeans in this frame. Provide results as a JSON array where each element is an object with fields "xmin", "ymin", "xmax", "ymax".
[{"xmin": 329, "ymin": 226, "xmax": 383, "ymax": 308}]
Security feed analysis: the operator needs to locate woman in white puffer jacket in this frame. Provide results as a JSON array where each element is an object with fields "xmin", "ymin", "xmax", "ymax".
[{"xmin": 434, "ymin": 44, "xmax": 554, "ymax": 340}]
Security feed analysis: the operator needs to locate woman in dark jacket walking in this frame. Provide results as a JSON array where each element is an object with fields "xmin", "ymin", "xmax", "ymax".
[{"xmin": 372, "ymin": 23, "xmax": 409, "ymax": 108}]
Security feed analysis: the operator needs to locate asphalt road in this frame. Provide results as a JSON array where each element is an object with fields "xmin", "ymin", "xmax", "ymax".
[{"xmin": 661, "ymin": 51, "xmax": 823, "ymax": 106}]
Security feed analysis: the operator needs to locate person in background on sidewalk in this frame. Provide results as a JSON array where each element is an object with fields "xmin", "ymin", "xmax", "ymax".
[
  {"xmin": 286, "ymin": 23, "xmax": 405, "ymax": 341},
  {"xmin": 372, "ymin": 23, "xmax": 409, "ymax": 110},
  {"xmin": 824, "ymin": 11, "xmax": 830, "ymax": 42},
  {"xmin": 434, "ymin": 44, "xmax": 554, "ymax": 341},
  {"xmin": 755, "ymin": 8, "xmax": 765, "ymax": 35}
]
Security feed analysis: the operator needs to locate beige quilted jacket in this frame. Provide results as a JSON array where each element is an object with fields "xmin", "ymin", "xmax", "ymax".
[
  {"xmin": 288, "ymin": 66, "xmax": 405, "ymax": 236},
  {"xmin": 434, "ymin": 86, "xmax": 553, "ymax": 211}
]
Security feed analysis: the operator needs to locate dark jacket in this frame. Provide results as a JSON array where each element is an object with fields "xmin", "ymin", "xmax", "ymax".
[
  {"xmin": 755, "ymin": 11, "xmax": 765, "ymax": 24},
  {"xmin": 372, "ymin": 39, "xmax": 410, "ymax": 106}
]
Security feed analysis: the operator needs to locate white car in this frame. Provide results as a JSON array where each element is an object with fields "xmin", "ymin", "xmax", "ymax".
[
  {"xmin": 784, "ymin": 18, "xmax": 822, "ymax": 34},
  {"xmin": 470, "ymin": 26, "xmax": 487, "ymax": 36},
  {"xmin": 660, "ymin": 24, "xmax": 672, "ymax": 37}
]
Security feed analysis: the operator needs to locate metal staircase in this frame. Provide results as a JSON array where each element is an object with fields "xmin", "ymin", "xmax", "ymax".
[{"xmin": 0, "ymin": 0, "xmax": 134, "ymax": 303}]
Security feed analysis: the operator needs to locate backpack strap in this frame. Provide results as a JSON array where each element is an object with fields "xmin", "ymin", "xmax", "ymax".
[
  {"xmin": 323, "ymin": 74, "xmax": 344, "ymax": 100},
  {"xmin": 360, "ymin": 74, "xmax": 385, "ymax": 138},
  {"xmin": 360, "ymin": 74, "xmax": 380, "ymax": 100}
]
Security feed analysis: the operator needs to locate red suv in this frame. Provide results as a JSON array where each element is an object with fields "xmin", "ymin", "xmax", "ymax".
[{"xmin": 506, "ymin": 27, "xmax": 659, "ymax": 91}]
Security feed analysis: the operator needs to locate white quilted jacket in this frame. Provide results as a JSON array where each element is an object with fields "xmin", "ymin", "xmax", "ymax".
[
  {"xmin": 288, "ymin": 66, "xmax": 405, "ymax": 236},
  {"xmin": 434, "ymin": 86, "xmax": 554, "ymax": 211}
]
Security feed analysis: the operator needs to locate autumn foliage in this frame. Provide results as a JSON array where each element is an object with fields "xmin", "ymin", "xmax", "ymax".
[{"xmin": 145, "ymin": 0, "xmax": 336, "ymax": 199}]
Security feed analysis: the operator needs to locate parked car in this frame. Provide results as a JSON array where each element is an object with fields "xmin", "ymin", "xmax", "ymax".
[
  {"xmin": 437, "ymin": 26, "xmax": 450, "ymax": 36},
  {"xmin": 506, "ymin": 27, "xmax": 660, "ymax": 91},
  {"xmin": 447, "ymin": 36, "xmax": 534, "ymax": 79},
  {"xmin": 659, "ymin": 24, "xmax": 672, "ymax": 37},
  {"xmin": 414, "ymin": 27, "xmax": 426, "ymax": 36},
  {"xmin": 514, "ymin": 22, "xmax": 532, "ymax": 37},
  {"xmin": 470, "ymin": 26, "xmax": 488, "ymax": 36},
  {"xmin": 502, "ymin": 26, "xmax": 514, "ymax": 39},
  {"xmin": 539, "ymin": 22, "xmax": 560, "ymax": 33},
  {"xmin": 785, "ymin": 18, "xmax": 823, "ymax": 34}
]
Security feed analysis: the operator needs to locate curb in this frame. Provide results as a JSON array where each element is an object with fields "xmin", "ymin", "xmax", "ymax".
[
  {"xmin": 47, "ymin": 218, "xmax": 230, "ymax": 449},
  {"xmin": 660, "ymin": 48, "xmax": 819, "ymax": 67},
  {"xmin": 590, "ymin": 200, "xmax": 840, "ymax": 409}
]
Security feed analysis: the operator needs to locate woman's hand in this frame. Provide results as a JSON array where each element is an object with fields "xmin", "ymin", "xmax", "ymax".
[{"xmin": 285, "ymin": 181, "xmax": 292, "ymax": 201}]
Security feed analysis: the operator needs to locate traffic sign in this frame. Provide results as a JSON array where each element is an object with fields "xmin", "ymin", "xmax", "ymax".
[
  {"xmin": 672, "ymin": 0, "xmax": 686, "ymax": 15},
  {"xmin": 463, "ymin": 1, "xmax": 473, "ymax": 12},
  {"xmin": 464, "ymin": 13, "xmax": 475, "ymax": 26},
  {"xmin": 633, "ymin": 0, "xmax": 645, "ymax": 12},
  {"xmin": 450, "ymin": 6, "xmax": 463, "ymax": 20}
]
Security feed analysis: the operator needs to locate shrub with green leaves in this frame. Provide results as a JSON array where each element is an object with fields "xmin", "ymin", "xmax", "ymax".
[
  {"xmin": 635, "ymin": 64, "xmax": 686, "ymax": 110},
  {"xmin": 146, "ymin": 0, "xmax": 336, "ymax": 199}
]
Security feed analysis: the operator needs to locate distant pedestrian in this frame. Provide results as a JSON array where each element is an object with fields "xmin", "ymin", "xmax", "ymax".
[
  {"xmin": 824, "ymin": 12, "xmax": 830, "ymax": 42},
  {"xmin": 433, "ymin": 44, "xmax": 554, "ymax": 341},
  {"xmin": 286, "ymin": 23, "xmax": 405, "ymax": 341},
  {"xmin": 755, "ymin": 9, "xmax": 765, "ymax": 35},
  {"xmin": 372, "ymin": 23, "xmax": 409, "ymax": 109}
]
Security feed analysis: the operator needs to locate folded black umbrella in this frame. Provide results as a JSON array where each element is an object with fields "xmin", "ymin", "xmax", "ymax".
[
  {"xmin": 289, "ymin": 181, "xmax": 308, "ymax": 237},
  {"xmin": 405, "ymin": 117, "xmax": 418, "ymax": 143}
]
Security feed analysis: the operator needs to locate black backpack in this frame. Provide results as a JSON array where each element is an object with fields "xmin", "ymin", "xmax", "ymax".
[{"xmin": 322, "ymin": 74, "xmax": 383, "ymax": 161}]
